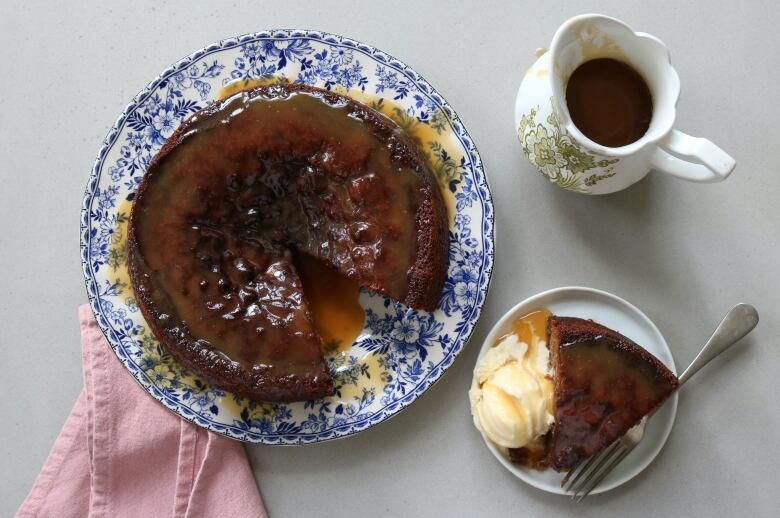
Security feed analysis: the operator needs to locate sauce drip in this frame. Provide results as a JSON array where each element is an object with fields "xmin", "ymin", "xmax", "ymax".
[
  {"xmin": 510, "ymin": 308, "xmax": 551, "ymax": 349},
  {"xmin": 294, "ymin": 251, "xmax": 364, "ymax": 354},
  {"xmin": 565, "ymin": 58, "xmax": 653, "ymax": 147}
]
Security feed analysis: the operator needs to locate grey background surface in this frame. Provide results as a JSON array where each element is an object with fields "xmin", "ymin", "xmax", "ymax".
[{"xmin": 1, "ymin": 0, "xmax": 778, "ymax": 516}]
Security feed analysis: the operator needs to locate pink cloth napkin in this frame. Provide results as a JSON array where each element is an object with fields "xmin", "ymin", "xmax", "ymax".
[{"xmin": 17, "ymin": 305, "xmax": 267, "ymax": 518}]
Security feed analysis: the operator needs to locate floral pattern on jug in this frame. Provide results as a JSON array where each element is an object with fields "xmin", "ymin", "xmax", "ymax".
[{"xmin": 518, "ymin": 98, "xmax": 618, "ymax": 192}]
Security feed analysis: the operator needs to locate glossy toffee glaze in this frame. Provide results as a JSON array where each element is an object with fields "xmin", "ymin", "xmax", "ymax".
[
  {"xmin": 547, "ymin": 316, "xmax": 678, "ymax": 471},
  {"xmin": 128, "ymin": 83, "xmax": 448, "ymax": 401}
]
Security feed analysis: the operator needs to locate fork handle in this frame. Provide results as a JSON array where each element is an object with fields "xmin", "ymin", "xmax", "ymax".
[{"xmin": 678, "ymin": 303, "xmax": 759, "ymax": 385}]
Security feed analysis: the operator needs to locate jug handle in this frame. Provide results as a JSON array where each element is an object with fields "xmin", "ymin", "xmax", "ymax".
[{"xmin": 649, "ymin": 129, "xmax": 736, "ymax": 183}]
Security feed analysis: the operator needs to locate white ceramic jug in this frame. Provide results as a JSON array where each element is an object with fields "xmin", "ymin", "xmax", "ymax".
[{"xmin": 515, "ymin": 14, "xmax": 736, "ymax": 194}]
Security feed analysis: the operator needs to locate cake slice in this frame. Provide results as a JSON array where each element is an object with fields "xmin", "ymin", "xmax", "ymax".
[{"xmin": 546, "ymin": 316, "xmax": 679, "ymax": 471}]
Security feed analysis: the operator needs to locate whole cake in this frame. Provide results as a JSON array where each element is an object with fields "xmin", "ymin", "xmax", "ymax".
[{"xmin": 128, "ymin": 83, "xmax": 448, "ymax": 402}]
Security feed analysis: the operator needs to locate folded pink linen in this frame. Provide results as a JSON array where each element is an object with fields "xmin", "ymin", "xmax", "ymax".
[{"xmin": 17, "ymin": 305, "xmax": 267, "ymax": 518}]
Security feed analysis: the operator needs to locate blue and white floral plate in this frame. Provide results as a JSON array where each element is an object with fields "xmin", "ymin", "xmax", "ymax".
[{"xmin": 80, "ymin": 30, "xmax": 494, "ymax": 444}]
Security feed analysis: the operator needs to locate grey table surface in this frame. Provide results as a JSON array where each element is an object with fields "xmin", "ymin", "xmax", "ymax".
[{"xmin": 2, "ymin": 0, "xmax": 779, "ymax": 516}]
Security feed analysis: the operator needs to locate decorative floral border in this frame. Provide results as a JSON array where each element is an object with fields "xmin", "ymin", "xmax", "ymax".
[{"xmin": 80, "ymin": 30, "xmax": 495, "ymax": 444}]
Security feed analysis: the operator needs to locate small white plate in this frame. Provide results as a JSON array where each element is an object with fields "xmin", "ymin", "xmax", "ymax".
[{"xmin": 473, "ymin": 286, "xmax": 678, "ymax": 495}]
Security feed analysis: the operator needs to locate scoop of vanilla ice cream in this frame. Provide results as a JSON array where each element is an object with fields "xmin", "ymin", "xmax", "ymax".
[{"xmin": 469, "ymin": 332, "xmax": 554, "ymax": 449}]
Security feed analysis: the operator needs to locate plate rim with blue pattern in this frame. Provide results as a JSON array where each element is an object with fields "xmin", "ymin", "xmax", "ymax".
[{"xmin": 80, "ymin": 29, "xmax": 495, "ymax": 444}]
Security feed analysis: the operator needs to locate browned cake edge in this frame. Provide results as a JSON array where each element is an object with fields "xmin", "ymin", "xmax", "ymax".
[
  {"xmin": 127, "ymin": 83, "xmax": 447, "ymax": 402},
  {"xmin": 402, "ymin": 171, "xmax": 448, "ymax": 311},
  {"xmin": 546, "ymin": 315, "xmax": 679, "ymax": 471}
]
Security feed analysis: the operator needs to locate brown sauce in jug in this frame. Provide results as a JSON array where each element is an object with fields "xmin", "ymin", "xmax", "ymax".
[{"xmin": 566, "ymin": 58, "xmax": 653, "ymax": 147}]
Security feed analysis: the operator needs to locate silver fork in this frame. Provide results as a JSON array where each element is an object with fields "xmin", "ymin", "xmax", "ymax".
[{"xmin": 562, "ymin": 303, "xmax": 759, "ymax": 501}]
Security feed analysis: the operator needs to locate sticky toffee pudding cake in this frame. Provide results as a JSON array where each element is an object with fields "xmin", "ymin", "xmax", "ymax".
[
  {"xmin": 503, "ymin": 315, "xmax": 679, "ymax": 471},
  {"xmin": 128, "ymin": 83, "xmax": 448, "ymax": 403}
]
